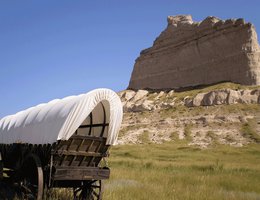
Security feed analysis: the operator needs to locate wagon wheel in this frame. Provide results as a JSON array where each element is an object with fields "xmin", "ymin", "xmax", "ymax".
[
  {"xmin": 73, "ymin": 180, "xmax": 103, "ymax": 200},
  {"xmin": 19, "ymin": 154, "xmax": 44, "ymax": 200}
]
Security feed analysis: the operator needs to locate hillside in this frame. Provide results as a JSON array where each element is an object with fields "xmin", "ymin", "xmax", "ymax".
[{"xmin": 117, "ymin": 83, "xmax": 260, "ymax": 148}]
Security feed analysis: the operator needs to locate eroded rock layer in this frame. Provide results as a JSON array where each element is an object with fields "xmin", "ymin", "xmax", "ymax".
[{"xmin": 128, "ymin": 15, "xmax": 260, "ymax": 90}]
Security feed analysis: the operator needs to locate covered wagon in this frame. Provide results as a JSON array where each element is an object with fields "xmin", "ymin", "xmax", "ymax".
[{"xmin": 0, "ymin": 88, "xmax": 123, "ymax": 200}]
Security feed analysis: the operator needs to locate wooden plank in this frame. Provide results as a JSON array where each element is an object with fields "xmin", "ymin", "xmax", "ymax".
[
  {"xmin": 59, "ymin": 155, "xmax": 67, "ymax": 166},
  {"xmin": 78, "ymin": 156, "xmax": 86, "ymax": 167},
  {"xmin": 76, "ymin": 139, "xmax": 85, "ymax": 152},
  {"xmin": 95, "ymin": 142, "xmax": 102, "ymax": 153},
  {"xmin": 69, "ymin": 155, "xmax": 77, "ymax": 166},
  {"xmin": 88, "ymin": 156, "xmax": 95, "ymax": 167},
  {"xmin": 53, "ymin": 167, "xmax": 110, "ymax": 180},
  {"xmin": 87, "ymin": 142, "xmax": 103, "ymax": 167},
  {"xmin": 54, "ymin": 150, "xmax": 104, "ymax": 157},
  {"xmin": 67, "ymin": 138, "xmax": 74, "ymax": 151},
  {"xmin": 86, "ymin": 140, "xmax": 94, "ymax": 152}
]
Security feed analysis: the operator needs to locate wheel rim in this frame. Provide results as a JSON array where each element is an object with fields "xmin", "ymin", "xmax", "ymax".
[{"xmin": 20, "ymin": 154, "xmax": 44, "ymax": 200}]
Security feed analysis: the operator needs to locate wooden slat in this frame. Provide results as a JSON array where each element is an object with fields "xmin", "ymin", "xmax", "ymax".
[
  {"xmin": 67, "ymin": 138, "xmax": 74, "ymax": 151},
  {"xmin": 86, "ymin": 140, "xmax": 94, "ymax": 152},
  {"xmin": 59, "ymin": 155, "xmax": 67, "ymax": 166},
  {"xmin": 53, "ymin": 167, "xmax": 110, "ymax": 181},
  {"xmin": 54, "ymin": 150, "xmax": 104, "ymax": 157},
  {"xmin": 78, "ymin": 156, "xmax": 86, "ymax": 167},
  {"xmin": 76, "ymin": 139, "xmax": 85, "ymax": 152},
  {"xmin": 88, "ymin": 156, "xmax": 95, "ymax": 167},
  {"xmin": 95, "ymin": 142, "xmax": 102, "ymax": 153},
  {"xmin": 69, "ymin": 155, "xmax": 77, "ymax": 166}
]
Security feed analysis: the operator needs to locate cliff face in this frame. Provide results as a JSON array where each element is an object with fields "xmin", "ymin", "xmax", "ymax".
[{"xmin": 128, "ymin": 15, "xmax": 260, "ymax": 90}]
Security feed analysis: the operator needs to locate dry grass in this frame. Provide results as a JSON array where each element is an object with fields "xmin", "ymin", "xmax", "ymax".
[
  {"xmin": 104, "ymin": 142, "xmax": 260, "ymax": 200},
  {"xmin": 241, "ymin": 120, "xmax": 260, "ymax": 143}
]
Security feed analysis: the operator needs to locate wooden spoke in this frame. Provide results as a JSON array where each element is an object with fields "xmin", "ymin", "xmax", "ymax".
[{"xmin": 73, "ymin": 180, "xmax": 103, "ymax": 200}]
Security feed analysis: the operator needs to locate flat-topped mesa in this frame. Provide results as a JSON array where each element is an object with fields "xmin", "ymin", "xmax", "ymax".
[{"xmin": 129, "ymin": 15, "xmax": 260, "ymax": 90}]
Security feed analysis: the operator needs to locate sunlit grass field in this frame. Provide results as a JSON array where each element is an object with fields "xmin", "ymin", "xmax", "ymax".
[{"xmin": 103, "ymin": 141, "xmax": 260, "ymax": 200}]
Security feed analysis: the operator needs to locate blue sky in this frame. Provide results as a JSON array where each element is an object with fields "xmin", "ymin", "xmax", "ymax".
[{"xmin": 0, "ymin": 0, "xmax": 260, "ymax": 117}]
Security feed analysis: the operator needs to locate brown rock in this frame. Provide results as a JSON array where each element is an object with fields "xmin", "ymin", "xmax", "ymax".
[
  {"xmin": 227, "ymin": 89, "xmax": 241, "ymax": 104},
  {"xmin": 184, "ymin": 96, "xmax": 193, "ymax": 107},
  {"xmin": 201, "ymin": 90, "xmax": 228, "ymax": 106},
  {"xmin": 166, "ymin": 90, "xmax": 175, "ymax": 97},
  {"xmin": 124, "ymin": 90, "xmax": 136, "ymax": 101},
  {"xmin": 155, "ymin": 91, "xmax": 165, "ymax": 100},
  {"xmin": 131, "ymin": 100, "xmax": 154, "ymax": 112},
  {"xmin": 193, "ymin": 93, "xmax": 206, "ymax": 106},
  {"xmin": 132, "ymin": 90, "xmax": 149, "ymax": 102},
  {"xmin": 202, "ymin": 92, "xmax": 216, "ymax": 106},
  {"xmin": 240, "ymin": 89, "xmax": 258, "ymax": 103}
]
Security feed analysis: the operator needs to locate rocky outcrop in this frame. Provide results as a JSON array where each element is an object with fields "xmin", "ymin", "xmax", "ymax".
[
  {"xmin": 119, "ymin": 88, "xmax": 260, "ymax": 112},
  {"xmin": 119, "ymin": 89, "xmax": 260, "ymax": 112},
  {"xmin": 128, "ymin": 15, "xmax": 260, "ymax": 90},
  {"xmin": 186, "ymin": 89, "xmax": 260, "ymax": 107},
  {"xmin": 118, "ymin": 86, "xmax": 260, "ymax": 147},
  {"xmin": 118, "ymin": 89, "xmax": 175, "ymax": 112}
]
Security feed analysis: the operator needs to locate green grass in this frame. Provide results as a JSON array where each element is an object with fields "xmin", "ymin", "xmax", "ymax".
[{"xmin": 104, "ymin": 142, "xmax": 260, "ymax": 200}]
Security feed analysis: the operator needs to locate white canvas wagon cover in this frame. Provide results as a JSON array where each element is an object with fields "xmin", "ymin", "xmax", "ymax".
[{"xmin": 0, "ymin": 89, "xmax": 123, "ymax": 145}]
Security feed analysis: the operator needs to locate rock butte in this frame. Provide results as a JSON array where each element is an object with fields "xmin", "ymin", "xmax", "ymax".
[{"xmin": 128, "ymin": 15, "xmax": 260, "ymax": 90}]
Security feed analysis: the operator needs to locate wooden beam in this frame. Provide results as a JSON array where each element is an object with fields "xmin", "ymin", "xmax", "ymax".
[
  {"xmin": 55, "ymin": 150, "xmax": 105, "ymax": 157},
  {"xmin": 53, "ymin": 167, "xmax": 110, "ymax": 181}
]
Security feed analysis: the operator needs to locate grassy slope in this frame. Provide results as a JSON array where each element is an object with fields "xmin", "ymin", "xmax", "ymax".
[
  {"xmin": 104, "ymin": 142, "xmax": 260, "ymax": 200},
  {"xmin": 108, "ymin": 83, "xmax": 260, "ymax": 199}
]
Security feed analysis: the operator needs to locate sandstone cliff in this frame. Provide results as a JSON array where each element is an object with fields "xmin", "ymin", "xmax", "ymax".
[{"xmin": 128, "ymin": 15, "xmax": 260, "ymax": 90}]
